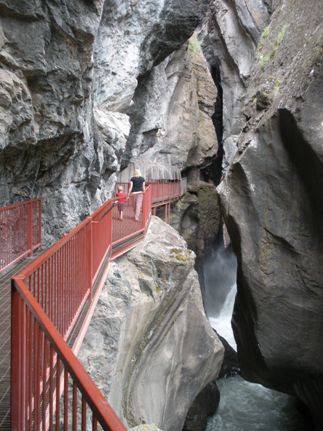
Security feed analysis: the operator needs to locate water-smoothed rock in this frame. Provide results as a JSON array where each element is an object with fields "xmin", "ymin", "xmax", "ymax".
[
  {"xmin": 183, "ymin": 381, "xmax": 220, "ymax": 431},
  {"xmin": 218, "ymin": 0, "xmax": 323, "ymax": 427},
  {"xmin": 79, "ymin": 216, "xmax": 224, "ymax": 431}
]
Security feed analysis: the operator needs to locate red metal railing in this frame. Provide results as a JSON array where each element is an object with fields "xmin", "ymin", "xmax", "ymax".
[
  {"xmin": 149, "ymin": 181, "xmax": 182, "ymax": 206},
  {"xmin": 111, "ymin": 187, "xmax": 152, "ymax": 255},
  {"xmin": 0, "ymin": 199, "xmax": 41, "ymax": 273},
  {"xmin": 116, "ymin": 181, "xmax": 181, "ymax": 207},
  {"xmin": 12, "ymin": 277, "xmax": 127, "ymax": 431},
  {"xmin": 11, "ymin": 181, "xmax": 181, "ymax": 430}
]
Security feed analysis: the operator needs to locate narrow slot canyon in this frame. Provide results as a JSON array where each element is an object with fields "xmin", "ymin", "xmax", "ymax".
[{"xmin": 0, "ymin": 1, "xmax": 322, "ymax": 431}]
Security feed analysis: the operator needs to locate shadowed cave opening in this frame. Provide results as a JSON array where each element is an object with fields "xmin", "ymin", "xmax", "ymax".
[{"xmin": 200, "ymin": 62, "xmax": 224, "ymax": 186}]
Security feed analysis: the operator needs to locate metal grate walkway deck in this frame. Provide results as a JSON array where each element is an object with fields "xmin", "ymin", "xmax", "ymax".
[
  {"xmin": 0, "ymin": 205, "xmax": 143, "ymax": 430},
  {"xmin": 0, "ymin": 257, "xmax": 39, "ymax": 430}
]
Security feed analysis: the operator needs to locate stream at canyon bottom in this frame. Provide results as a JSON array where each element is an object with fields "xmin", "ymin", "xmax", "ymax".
[{"xmin": 203, "ymin": 241, "xmax": 309, "ymax": 431}]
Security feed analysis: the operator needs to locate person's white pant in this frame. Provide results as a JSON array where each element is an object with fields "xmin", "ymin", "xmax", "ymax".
[{"xmin": 134, "ymin": 193, "xmax": 143, "ymax": 220}]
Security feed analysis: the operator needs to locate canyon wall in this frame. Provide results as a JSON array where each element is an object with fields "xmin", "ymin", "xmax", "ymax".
[
  {"xmin": 207, "ymin": 0, "xmax": 323, "ymax": 427},
  {"xmin": 79, "ymin": 217, "xmax": 224, "ymax": 431},
  {"xmin": 0, "ymin": 3, "xmax": 223, "ymax": 429},
  {"xmin": 0, "ymin": 0, "xmax": 213, "ymax": 243},
  {"xmin": 2, "ymin": 0, "xmax": 322, "ymax": 428},
  {"xmin": 199, "ymin": 0, "xmax": 271, "ymax": 169}
]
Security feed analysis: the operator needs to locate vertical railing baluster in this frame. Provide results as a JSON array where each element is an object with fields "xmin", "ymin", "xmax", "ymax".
[
  {"xmin": 82, "ymin": 397, "xmax": 87, "ymax": 431},
  {"xmin": 28, "ymin": 201, "xmax": 33, "ymax": 256},
  {"xmin": 93, "ymin": 415, "xmax": 98, "ymax": 431},
  {"xmin": 28, "ymin": 311, "xmax": 33, "ymax": 431},
  {"xmin": 56, "ymin": 357, "xmax": 61, "ymax": 431},
  {"xmin": 34, "ymin": 322, "xmax": 40, "ymax": 431},
  {"xmin": 25, "ymin": 305, "xmax": 30, "ymax": 429},
  {"xmin": 39, "ymin": 199, "xmax": 42, "ymax": 245},
  {"xmin": 89, "ymin": 219, "xmax": 93, "ymax": 298},
  {"xmin": 64, "ymin": 369, "xmax": 68, "ymax": 431},
  {"xmin": 11, "ymin": 285, "xmax": 26, "ymax": 430},
  {"xmin": 42, "ymin": 336, "xmax": 48, "ymax": 431},
  {"xmin": 49, "ymin": 345, "xmax": 54, "ymax": 431},
  {"xmin": 72, "ymin": 382, "xmax": 77, "ymax": 431}
]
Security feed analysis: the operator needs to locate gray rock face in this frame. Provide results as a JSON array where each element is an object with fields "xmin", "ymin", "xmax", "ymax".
[
  {"xmin": 0, "ymin": 0, "xmax": 211, "ymax": 243},
  {"xmin": 171, "ymin": 182, "xmax": 221, "ymax": 258},
  {"xmin": 124, "ymin": 34, "xmax": 218, "ymax": 170},
  {"xmin": 199, "ymin": 0, "xmax": 270, "ymax": 168},
  {"xmin": 218, "ymin": 0, "xmax": 323, "ymax": 426},
  {"xmin": 79, "ymin": 217, "xmax": 224, "ymax": 431},
  {"xmin": 130, "ymin": 426, "xmax": 163, "ymax": 431},
  {"xmin": 94, "ymin": 0, "xmax": 210, "ymax": 112},
  {"xmin": 183, "ymin": 381, "xmax": 220, "ymax": 431},
  {"xmin": 0, "ymin": 0, "xmax": 102, "ymax": 242}
]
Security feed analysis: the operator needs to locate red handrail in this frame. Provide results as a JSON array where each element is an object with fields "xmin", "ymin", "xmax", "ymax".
[
  {"xmin": 12, "ymin": 277, "xmax": 127, "ymax": 431},
  {"xmin": 116, "ymin": 181, "xmax": 182, "ymax": 206},
  {"xmin": 11, "ymin": 182, "xmax": 181, "ymax": 430},
  {"xmin": 0, "ymin": 199, "xmax": 41, "ymax": 272}
]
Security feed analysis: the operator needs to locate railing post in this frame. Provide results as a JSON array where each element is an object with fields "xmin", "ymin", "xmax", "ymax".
[
  {"xmin": 38, "ymin": 199, "xmax": 42, "ymax": 246},
  {"xmin": 11, "ymin": 279, "xmax": 26, "ymax": 430},
  {"xmin": 109, "ymin": 206, "xmax": 113, "ymax": 253},
  {"xmin": 142, "ymin": 191, "xmax": 146, "ymax": 228},
  {"xmin": 88, "ymin": 218, "xmax": 93, "ymax": 299},
  {"xmin": 28, "ymin": 201, "xmax": 33, "ymax": 257}
]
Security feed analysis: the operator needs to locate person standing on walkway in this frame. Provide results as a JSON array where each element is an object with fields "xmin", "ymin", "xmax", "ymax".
[
  {"xmin": 128, "ymin": 168, "xmax": 145, "ymax": 221},
  {"xmin": 116, "ymin": 185, "xmax": 127, "ymax": 220}
]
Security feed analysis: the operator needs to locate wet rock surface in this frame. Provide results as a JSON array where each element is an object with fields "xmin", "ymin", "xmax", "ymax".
[
  {"xmin": 79, "ymin": 217, "xmax": 224, "ymax": 431},
  {"xmin": 183, "ymin": 381, "xmax": 220, "ymax": 431}
]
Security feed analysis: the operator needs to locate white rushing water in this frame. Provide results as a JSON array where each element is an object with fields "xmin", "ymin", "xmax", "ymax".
[
  {"xmin": 203, "ymin": 240, "xmax": 309, "ymax": 431},
  {"xmin": 206, "ymin": 376, "xmax": 308, "ymax": 431},
  {"xmin": 209, "ymin": 283, "xmax": 236, "ymax": 349}
]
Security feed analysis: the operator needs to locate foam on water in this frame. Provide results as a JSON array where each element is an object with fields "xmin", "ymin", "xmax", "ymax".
[
  {"xmin": 206, "ymin": 376, "xmax": 308, "ymax": 431},
  {"xmin": 209, "ymin": 282, "xmax": 237, "ymax": 349},
  {"xmin": 203, "ymin": 240, "xmax": 309, "ymax": 431}
]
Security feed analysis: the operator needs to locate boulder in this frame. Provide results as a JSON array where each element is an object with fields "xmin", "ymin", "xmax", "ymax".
[
  {"xmin": 79, "ymin": 217, "xmax": 224, "ymax": 431},
  {"xmin": 183, "ymin": 381, "xmax": 220, "ymax": 431}
]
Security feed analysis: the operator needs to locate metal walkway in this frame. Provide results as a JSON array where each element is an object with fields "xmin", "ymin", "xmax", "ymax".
[
  {"xmin": 0, "ymin": 203, "xmax": 144, "ymax": 430},
  {"xmin": 0, "ymin": 257, "xmax": 39, "ymax": 430},
  {"xmin": 0, "ymin": 181, "xmax": 182, "ymax": 430}
]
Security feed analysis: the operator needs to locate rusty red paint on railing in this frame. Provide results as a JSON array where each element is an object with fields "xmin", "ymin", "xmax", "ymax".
[
  {"xmin": 0, "ymin": 199, "xmax": 41, "ymax": 273},
  {"xmin": 11, "ymin": 181, "xmax": 180, "ymax": 430}
]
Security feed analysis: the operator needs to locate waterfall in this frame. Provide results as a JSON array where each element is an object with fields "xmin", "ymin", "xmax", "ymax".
[
  {"xmin": 209, "ymin": 284, "xmax": 236, "ymax": 349},
  {"xmin": 203, "ymin": 240, "xmax": 310, "ymax": 431},
  {"xmin": 202, "ymin": 239, "xmax": 237, "ymax": 348}
]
